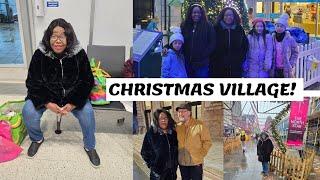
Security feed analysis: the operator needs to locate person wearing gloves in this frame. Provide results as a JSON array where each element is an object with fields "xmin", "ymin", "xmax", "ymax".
[
  {"xmin": 246, "ymin": 18, "xmax": 273, "ymax": 78},
  {"xmin": 141, "ymin": 109, "xmax": 178, "ymax": 180},
  {"xmin": 176, "ymin": 103, "xmax": 212, "ymax": 180},
  {"xmin": 161, "ymin": 27, "xmax": 188, "ymax": 78},
  {"xmin": 22, "ymin": 18, "xmax": 100, "ymax": 167},
  {"xmin": 257, "ymin": 132, "xmax": 274, "ymax": 177},
  {"xmin": 271, "ymin": 13, "xmax": 298, "ymax": 78}
]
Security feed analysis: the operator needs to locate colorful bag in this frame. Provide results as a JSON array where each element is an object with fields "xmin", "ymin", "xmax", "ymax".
[
  {"xmin": 0, "ymin": 136, "xmax": 23, "ymax": 163},
  {"xmin": 0, "ymin": 120, "xmax": 23, "ymax": 163},
  {"xmin": 0, "ymin": 100, "xmax": 27, "ymax": 145},
  {"xmin": 89, "ymin": 58, "xmax": 111, "ymax": 105}
]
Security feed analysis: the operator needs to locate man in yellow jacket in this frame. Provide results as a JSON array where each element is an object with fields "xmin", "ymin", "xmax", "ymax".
[{"xmin": 175, "ymin": 103, "xmax": 212, "ymax": 180}]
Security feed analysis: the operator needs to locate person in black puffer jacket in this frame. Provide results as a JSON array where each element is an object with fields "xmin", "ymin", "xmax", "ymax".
[
  {"xmin": 141, "ymin": 109, "xmax": 178, "ymax": 180},
  {"xmin": 180, "ymin": 3, "xmax": 216, "ymax": 78},
  {"xmin": 210, "ymin": 7, "xmax": 248, "ymax": 78},
  {"xmin": 22, "ymin": 18, "xmax": 100, "ymax": 168},
  {"xmin": 257, "ymin": 132, "xmax": 274, "ymax": 177}
]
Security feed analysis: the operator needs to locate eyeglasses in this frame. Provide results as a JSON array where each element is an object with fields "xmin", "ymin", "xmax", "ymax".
[
  {"xmin": 159, "ymin": 117, "xmax": 169, "ymax": 121},
  {"xmin": 50, "ymin": 34, "xmax": 67, "ymax": 41}
]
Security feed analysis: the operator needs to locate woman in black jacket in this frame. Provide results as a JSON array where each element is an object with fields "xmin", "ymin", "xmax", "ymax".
[
  {"xmin": 180, "ymin": 3, "xmax": 216, "ymax": 78},
  {"xmin": 211, "ymin": 7, "xmax": 248, "ymax": 78},
  {"xmin": 257, "ymin": 132, "xmax": 274, "ymax": 177},
  {"xmin": 22, "ymin": 18, "xmax": 100, "ymax": 167},
  {"xmin": 141, "ymin": 109, "xmax": 178, "ymax": 180}
]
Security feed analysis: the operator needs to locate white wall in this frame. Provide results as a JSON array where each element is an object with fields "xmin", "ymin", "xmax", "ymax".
[
  {"xmin": 92, "ymin": 0, "xmax": 132, "ymax": 59},
  {"xmin": 32, "ymin": 0, "xmax": 132, "ymax": 60},
  {"xmin": 32, "ymin": 0, "xmax": 91, "ymax": 51}
]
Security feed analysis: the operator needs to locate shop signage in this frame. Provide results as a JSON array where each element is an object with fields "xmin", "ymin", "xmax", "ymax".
[
  {"xmin": 287, "ymin": 97, "xmax": 310, "ymax": 148},
  {"xmin": 256, "ymin": 13, "xmax": 265, "ymax": 18},
  {"xmin": 270, "ymin": 13, "xmax": 280, "ymax": 19},
  {"xmin": 47, "ymin": 1, "xmax": 59, "ymax": 8}
]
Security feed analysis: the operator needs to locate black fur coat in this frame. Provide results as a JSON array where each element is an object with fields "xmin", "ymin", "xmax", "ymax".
[{"xmin": 26, "ymin": 42, "xmax": 94, "ymax": 109}]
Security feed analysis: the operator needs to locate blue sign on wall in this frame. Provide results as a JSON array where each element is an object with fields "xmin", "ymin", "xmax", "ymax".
[
  {"xmin": 256, "ymin": 13, "xmax": 265, "ymax": 18},
  {"xmin": 270, "ymin": 13, "xmax": 281, "ymax": 19},
  {"xmin": 47, "ymin": 1, "xmax": 59, "ymax": 8}
]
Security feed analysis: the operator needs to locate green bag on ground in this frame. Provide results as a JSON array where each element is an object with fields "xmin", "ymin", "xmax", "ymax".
[{"xmin": 0, "ymin": 100, "xmax": 26, "ymax": 145}]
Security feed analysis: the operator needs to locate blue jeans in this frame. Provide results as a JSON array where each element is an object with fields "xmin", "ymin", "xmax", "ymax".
[
  {"xmin": 262, "ymin": 161, "xmax": 269, "ymax": 174},
  {"xmin": 22, "ymin": 99, "xmax": 96, "ymax": 150}
]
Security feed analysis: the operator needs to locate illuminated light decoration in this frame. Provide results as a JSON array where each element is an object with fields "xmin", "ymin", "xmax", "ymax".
[
  {"xmin": 182, "ymin": 0, "xmax": 226, "ymax": 23},
  {"xmin": 182, "ymin": 0, "xmax": 249, "ymax": 31}
]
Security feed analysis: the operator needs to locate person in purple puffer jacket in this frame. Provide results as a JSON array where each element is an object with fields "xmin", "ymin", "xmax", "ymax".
[
  {"xmin": 246, "ymin": 18, "xmax": 273, "ymax": 78},
  {"xmin": 271, "ymin": 14, "xmax": 298, "ymax": 78}
]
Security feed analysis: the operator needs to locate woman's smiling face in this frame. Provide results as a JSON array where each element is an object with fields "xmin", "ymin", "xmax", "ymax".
[{"xmin": 50, "ymin": 26, "xmax": 67, "ymax": 54}]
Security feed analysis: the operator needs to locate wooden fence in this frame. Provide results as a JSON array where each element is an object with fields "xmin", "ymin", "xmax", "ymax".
[
  {"xmin": 224, "ymin": 136, "xmax": 241, "ymax": 154},
  {"xmin": 269, "ymin": 148, "xmax": 316, "ymax": 180},
  {"xmin": 296, "ymin": 40, "xmax": 320, "ymax": 88}
]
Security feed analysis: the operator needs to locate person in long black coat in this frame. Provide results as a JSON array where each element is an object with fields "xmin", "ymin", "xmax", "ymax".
[
  {"xmin": 210, "ymin": 7, "xmax": 248, "ymax": 78},
  {"xmin": 141, "ymin": 109, "xmax": 178, "ymax": 180},
  {"xmin": 180, "ymin": 3, "xmax": 216, "ymax": 78},
  {"xmin": 257, "ymin": 132, "xmax": 274, "ymax": 177}
]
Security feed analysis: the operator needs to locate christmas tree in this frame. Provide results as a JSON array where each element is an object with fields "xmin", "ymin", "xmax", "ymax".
[
  {"xmin": 181, "ymin": 0, "xmax": 225, "ymax": 24},
  {"xmin": 182, "ymin": 0, "xmax": 250, "ymax": 31}
]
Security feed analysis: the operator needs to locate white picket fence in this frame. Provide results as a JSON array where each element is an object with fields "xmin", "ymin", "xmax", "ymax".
[{"xmin": 295, "ymin": 40, "xmax": 320, "ymax": 88}]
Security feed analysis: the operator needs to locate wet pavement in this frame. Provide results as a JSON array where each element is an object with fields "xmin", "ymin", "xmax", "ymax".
[
  {"xmin": 224, "ymin": 140, "xmax": 278, "ymax": 180},
  {"xmin": 0, "ymin": 22, "xmax": 23, "ymax": 64}
]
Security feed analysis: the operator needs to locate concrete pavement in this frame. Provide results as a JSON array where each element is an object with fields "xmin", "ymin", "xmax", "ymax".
[{"xmin": 0, "ymin": 82, "xmax": 133, "ymax": 180}]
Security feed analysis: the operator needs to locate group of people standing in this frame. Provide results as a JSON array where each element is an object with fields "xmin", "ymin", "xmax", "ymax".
[
  {"xmin": 140, "ymin": 103, "xmax": 212, "ymax": 180},
  {"xmin": 161, "ymin": 3, "xmax": 299, "ymax": 78}
]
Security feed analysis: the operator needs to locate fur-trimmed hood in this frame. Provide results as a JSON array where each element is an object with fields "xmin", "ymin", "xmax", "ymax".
[{"xmin": 38, "ymin": 40, "xmax": 82, "ymax": 59}]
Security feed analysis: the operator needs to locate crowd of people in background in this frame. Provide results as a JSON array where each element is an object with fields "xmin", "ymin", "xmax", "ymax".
[{"xmin": 144, "ymin": 3, "xmax": 299, "ymax": 78}]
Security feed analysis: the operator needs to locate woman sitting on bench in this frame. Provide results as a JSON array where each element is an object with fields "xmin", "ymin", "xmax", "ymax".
[{"xmin": 22, "ymin": 18, "xmax": 100, "ymax": 168}]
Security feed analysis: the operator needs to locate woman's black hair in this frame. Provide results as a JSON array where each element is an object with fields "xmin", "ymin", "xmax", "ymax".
[
  {"xmin": 183, "ymin": 4, "xmax": 208, "ymax": 27},
  {"xmin": 41, "ymin": 18, "xmax": 78, "ymax": 54},
  {"xmin": 181, "ymin": 4, "xmax": 210, "ymax": 47},
  {"xmin": 152, "ymin": 109, "xmax": 176, "ymax": 133},
  {"xmin": 248, "ymin": 21, "xmax": 269, "ymax": 47},
  {"xmin": 216, "ymin": 7, "xmax": 241, "ymax": 25}
]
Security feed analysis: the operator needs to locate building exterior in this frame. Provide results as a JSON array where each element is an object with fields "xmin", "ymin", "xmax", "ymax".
[
  {"xmin": 250, "ymin": 0, "xmax": 320, "ymax": 36},
  {"xmin": 136, "ymin": 101, "xmax": 224, "ymax": 140},
  {"xmin": 306, "ymin": 97, "xmax": 320, "ymax": 152},
  {"xmin": 224, "ymin": 102, "xmax": 242, "ymax": 136},
  {"xmin": 276, "ymin": 116, "xmax": 289, "ymax": 142}
]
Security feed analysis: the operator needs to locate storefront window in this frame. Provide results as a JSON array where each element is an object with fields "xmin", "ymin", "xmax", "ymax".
[
  {"xmin": 285, "ymin": 3, "xmax": 317, "ymax": 36},
  {"xmin": 256, "ymin": 2, "xmax": 264, "ymax": 14},
  {"xmin": 272, "ymin": 2, "xmax": 281, "ymax": 14},
  {"xmin": 145, "ymin": 101, "xmax": 152, "ymax": 110},
  {"xmin": 190, "ymin": 101, "xmax": 202, "ymax": 120},
  {"xmin": 0, "ymin": 0, "xmax": 23, "ymax": 65}
]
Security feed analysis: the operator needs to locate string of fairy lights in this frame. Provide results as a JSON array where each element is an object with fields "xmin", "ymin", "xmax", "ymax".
[{"xmin": 181, "ymin": 0, "xmax": 250, "ymax": 31}]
